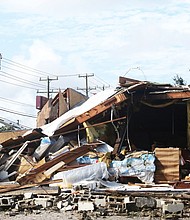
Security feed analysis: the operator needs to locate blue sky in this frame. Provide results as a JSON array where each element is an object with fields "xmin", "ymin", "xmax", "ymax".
[{"xmin": 0, "ymin": 0, "xmax": 190, "ymax": 127}]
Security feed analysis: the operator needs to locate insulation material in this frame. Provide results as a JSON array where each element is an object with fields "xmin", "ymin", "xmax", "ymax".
[
  {"xmin": 109, "ymin": 152, "xmax": 155, "ymax": 183},
  {"xmin": 154, "ymin": 147, "xmax": 180, "ymax": 183}
]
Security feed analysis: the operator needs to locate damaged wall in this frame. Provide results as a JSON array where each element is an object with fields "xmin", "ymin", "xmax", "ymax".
[
  {"xmin": 37, "ymin": 88, "xmax": 88, "ymax": 127},
  {"xmin": 128, "ymin": 102, "xmax": 187, "ymax": 151},
  {"xmin": 36, "ymin": 99, "xmax": 52, "ymax": 127}
]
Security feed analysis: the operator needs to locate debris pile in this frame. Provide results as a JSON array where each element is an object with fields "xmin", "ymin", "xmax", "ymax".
[{"xmin": 1, "ymin": 77, "xmax": 190, "ymax": 218}]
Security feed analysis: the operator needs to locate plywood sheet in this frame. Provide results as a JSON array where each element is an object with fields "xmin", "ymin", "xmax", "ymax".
[{"xmin": 154, "ymin": 147, "xmax": 180, "ymax": 183}]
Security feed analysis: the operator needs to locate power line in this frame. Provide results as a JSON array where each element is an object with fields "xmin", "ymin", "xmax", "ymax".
[
  {"xmin": 0, "ymin": 78, "xmax": 39, "ymax": 90},
  {"xmin": 57, "ymin": 74, "xmax": 79, "ymax": 77},
  {"xmin": 0, "ymin": 107, "xmax": 36, "ymax": 118},
  {"xmin": 2, "ymin": 57, "xmax": 55, "ymax": 77},
  {"xmin": 0, "ymin": 70, "xmax": 46, "ymax": 88},
  {"xmin": 94, "ymin": 74, "xmax": 111, "ymax": 87},
  {"xmin": 2, "ymin": 65, "xmax": 41, "ymax": 78},
  {"xmin": 0, "ymin": 96, "xmax": 35, "ymax": 107},
  {"xmin": 89, "ymin": 78, "xmax": 111, "ymax": 91},
  {"xmin": 2, "ymin": 56, "xmax": 96, "ymax": 82}
]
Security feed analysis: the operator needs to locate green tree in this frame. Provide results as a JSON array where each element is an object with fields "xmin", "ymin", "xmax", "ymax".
[
  {"xmin": 173, "ymin": 74, "xmax": 186, "ymax": 86},
  {"xmin": 0, "ymin": 125, "xmax": 14, "ymax": 132}
]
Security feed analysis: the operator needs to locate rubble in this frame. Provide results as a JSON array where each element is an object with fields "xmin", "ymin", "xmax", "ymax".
[{"xmin": 1, "ymin": 77, "xmax": 190, "ymax": 218}]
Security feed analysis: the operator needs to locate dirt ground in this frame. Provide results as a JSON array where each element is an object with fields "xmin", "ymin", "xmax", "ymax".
[
  {"xmin": 0, "ymin": 210, "xmax": 158, "ymax": 220},
  {"xmin": 0, "ymin": 210, "xmax": 189, "ymax": 220},
  {"xmin": 0, "ymin": 208, "xmax": 188, "ymax": 220}
]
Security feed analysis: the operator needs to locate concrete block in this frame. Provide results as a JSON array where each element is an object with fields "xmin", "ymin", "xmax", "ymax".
[
  {"xmin": 135, "ymin": 197, "xmax": 156, "ymax": 208},
  {"xmin": 156, "ymin": 199, "xmax": 162, "ymax": 208},
  {"xmin": 16, "ymin": 199, "xmax": 36, "ymax": 210},
  {"xmin": 107, "ymin": 196, "xmax": 124, "ymax": 203},
  {"xmin": 35, "ymin": 198, "xmax": 53, "ymax": 208},
  {"xmin": 78, "ymin": 201, "xmax": 94, "ymax": 211},
  {"xmin": 107, "ymin": 202, "xmax": 126, "ymax": 211},
  {"xmin": 94, "ymin": 197, "xmax": 106, "ymax": 207},
  {"xmin": 62, "ymin": 205, "xmax": 73, "ymax": 211},
  {"xmin": 162, "ymin": 202, "xmax": 184, "ymax": 214},
  {"xmin": 0, "ymin": 197, "xmax": 14, "ymax": 207},
  {"xmin": 124, "ymin": 196, "xmax": 130, "ymax": 204},
  {"xmin": 24, "ymin": 192, "xmax": 33, "ymax": 199},
  {"xmin": 57, "ymin": 201, "xmax": 62, "ymax": 209}
]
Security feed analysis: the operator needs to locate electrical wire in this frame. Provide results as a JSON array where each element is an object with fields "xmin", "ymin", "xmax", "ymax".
[
  {"xmin": 0, "ymin": 78, "xmax": 39, "ymax": 90},
  {"xmin": 57, "ymin": 74, "xmax": 80, "ymax": 77},
  {"xmin": 0, "ymin": 70, "xmax": 46, "ymax": 88},
  {"xmin": 0, "ymin": 96, "xmax": 35, "ymax": 107},
  {"xmin": 2, "ymin": 65, "xmax": 41, "ymax": 78},
  {"xmin": 94, "ymin": 74, "xmax": 110, "ymax": 86},
  {"xmin": 2, "ymin": 57, "xmax": 113, "ymax": 91},
  {"xmin": 0, "ymin": 107, "xmax": 36, "ymax": 118},
  {"xmin": 3, "ymin": 58, "xmax": 55, "ymax": 77}
]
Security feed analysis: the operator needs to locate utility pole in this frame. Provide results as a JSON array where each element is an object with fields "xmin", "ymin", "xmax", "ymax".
[
  {"xmin": 77, "ymin": 73, "xmax": 95, "ymax": 97},
  {"xmin": 38, "ymin": 76, "xmax": 58, "ymax": 99}
]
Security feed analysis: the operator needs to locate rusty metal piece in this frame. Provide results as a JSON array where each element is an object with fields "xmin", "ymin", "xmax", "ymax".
[{"xmin": 16, "ymin": 143, "xmax": 101, "ymax": 185}]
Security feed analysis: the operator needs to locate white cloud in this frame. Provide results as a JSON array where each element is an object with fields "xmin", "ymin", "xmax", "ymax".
[{"xmin": 1, "ymin": 0, "xmax": 190, "ymax": 127}]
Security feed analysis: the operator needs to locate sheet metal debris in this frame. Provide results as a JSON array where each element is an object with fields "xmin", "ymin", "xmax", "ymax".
[{"xmin": 1, "ymin": 77, "xmax": 190, "ymax": 218}]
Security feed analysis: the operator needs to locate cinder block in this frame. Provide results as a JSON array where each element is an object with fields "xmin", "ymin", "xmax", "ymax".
[
  {"xmin": 24, "ymin": 192, "xmax": 33, "ymax": 199},
  {"xmin": 135, "ymin": 197, "xmax": 156, "ymax": 208},
  {"xmin": 35, "ymin": 198, "xmax": 53, "ymax": 208},
  {"xmin": 78, "ymin": 201, "xmax": 94, "ymax": 211},
  {"xmin": 0, "ymin": 197, "xmax": 14, "ymax": 207},
  {"xmin": 16, "ymin": 199, "xmax": 36, "ymax": 210},
  {"xmin": 94, "ymin": 197, "xmax": 106, "ymax": 207},
  {"xmin": 107, "ymin": 202, "xmax": 127, "ymax": 213},
  {"xmin": 124, "ymin": 196, "xmax": 130, "ymax": 204},
  {"xmin": 107, "ymin": 196, "xmax": 124, "ymax": 203},
  {"xmin": 162, "ymin": 202, "xmax": 184, "ymax": 214}
]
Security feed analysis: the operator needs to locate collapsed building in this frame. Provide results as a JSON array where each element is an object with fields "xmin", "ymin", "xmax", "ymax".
[{"xmin": 0, "ymin": 77, "xmax": 190, "ymax": 218}]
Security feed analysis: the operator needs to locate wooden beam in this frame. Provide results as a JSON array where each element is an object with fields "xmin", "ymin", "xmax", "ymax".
[
  {"xmin": 145, "ymin": 91, "xmax": 190, "ymax": 101},
  {"xmin": 1, "ymin": 186, "xmax": 60, "ymax": 196},
  {"xmin": 76, "ymin": 92, "xmax": 127, "ymax": 124},
  {"xmin": 55, "ymin": 91, "xmax": 128, "ymax": 135}
]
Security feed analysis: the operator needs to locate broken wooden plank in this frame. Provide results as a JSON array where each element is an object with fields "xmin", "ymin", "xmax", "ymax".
[
  {"xmin": 16, "ymin": 143, "xmax": 101, "ymax": 185},
  {"xmin": 0, "ymin": 179, "xmax": 62, "ymax": 194},
  {"xmin": 1, "ymin": 186, "xmax": 60, "ymax": 196}
]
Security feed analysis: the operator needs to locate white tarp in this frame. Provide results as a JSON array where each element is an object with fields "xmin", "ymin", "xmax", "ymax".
[
  {"xmin": 40, "ymin": 89, "xmax": 116, "ymax": 136},
  {"xmin": 52, "ymin": 162, "xmax": 109, "ymax": 188}
]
